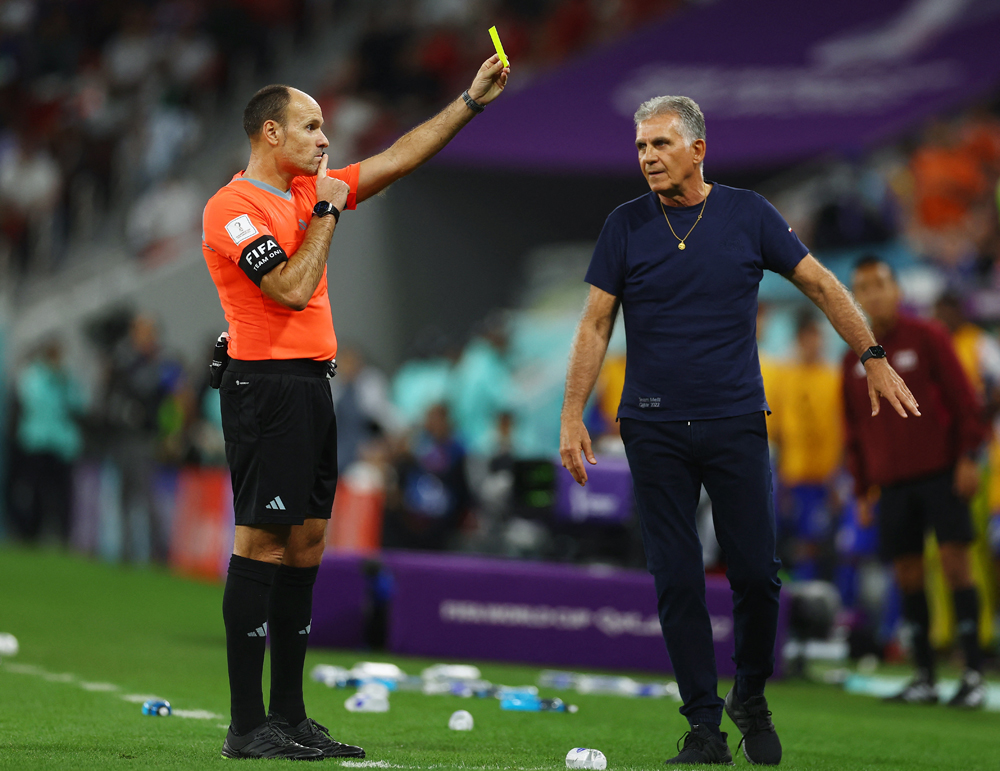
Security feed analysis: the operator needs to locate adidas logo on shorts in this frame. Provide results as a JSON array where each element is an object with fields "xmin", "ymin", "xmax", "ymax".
[{"xmin": 264, "ymin": 496, "xmax": 286, "ymax": 511}]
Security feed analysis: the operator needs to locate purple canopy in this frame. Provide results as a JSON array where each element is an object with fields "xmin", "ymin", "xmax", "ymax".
[{"xmin": 439, "ymin": 0, "xmax": 1000, "ymax": 172}]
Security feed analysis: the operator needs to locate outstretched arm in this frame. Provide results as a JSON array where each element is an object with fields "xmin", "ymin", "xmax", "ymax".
[
  {"xmin": 356, "ymin": 55, "xmax": 509, "ymax": 203},
  {"xmin": 786, "ymin": 254, "xmax": 920, "ymax": 418},
  {"xmin": 559, "ymin": 285, "xmax": 620, "ymax": 486}
]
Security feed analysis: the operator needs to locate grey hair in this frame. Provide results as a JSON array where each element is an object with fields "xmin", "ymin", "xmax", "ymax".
[{"xmin": 633, "ymin": 96, "xmax": 706, "ymax": 146}]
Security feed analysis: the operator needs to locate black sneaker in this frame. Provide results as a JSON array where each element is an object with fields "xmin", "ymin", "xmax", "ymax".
[
  {"xmin": 664, "ymin": 724, "xmax": 733, "ymax": 765},
  {"xmin": 269, "ymin": 713, "xmax": 366, "ymax": 758},
  {"xmin": 221, "ymin": 720, "xmax": 324, "ymax": 760},
  {"xmin": 883, "ymin": 672, "xmax": 939, "ymax": 705},
  {"xmin": 946, "ymin": 670, "xmax": 987, "ymax": 709},
  {"xmin": 724, "ymin": 689, "xmax": 782, "ymax": 765}
]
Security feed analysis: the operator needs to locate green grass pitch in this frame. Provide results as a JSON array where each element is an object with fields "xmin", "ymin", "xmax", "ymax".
[{"xmin": 1, "ymin": 545, "xmax": 998, "ymax": 770}]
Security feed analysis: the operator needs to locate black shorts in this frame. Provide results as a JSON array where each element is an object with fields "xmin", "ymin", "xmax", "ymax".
[
  {"xmin": 877, "ymin": 469, "xmax": 974, "ymax": 561},
  {"xmin": 220, "ymin": 358, "xmax": 338, "ymax": 526}
]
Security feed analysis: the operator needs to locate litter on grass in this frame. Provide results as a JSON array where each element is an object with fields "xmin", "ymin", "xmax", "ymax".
[
  {"xmin": 539, "ymin": 670, "xmax": 681, "ymax": 700},
  {"xmin": 448, "ymin": 709, "xmax": 474, "ymax": 730},
  {"xmin": 566, "ymin": 748, "xmax": 607, "ymax": 770}
]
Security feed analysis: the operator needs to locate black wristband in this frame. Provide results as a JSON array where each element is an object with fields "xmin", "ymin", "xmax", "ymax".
[
  {"xmin": 462, "ymin": 90, "xmax": 485, "ymax": 114},
  {"xmin": 860, "ymin": 345, "xmax": 886, "ymax": 365}
]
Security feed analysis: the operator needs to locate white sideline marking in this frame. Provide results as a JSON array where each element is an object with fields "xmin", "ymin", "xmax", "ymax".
[
  {"xmin": 80, "ymin": 682, "xmax": 119, "ymax": 691},
  {"xmin": 3, "ymin": 663, "xmax": 42, "ymax": 675},
  {"xmin": 339, "ymin": 764, "xmax": 554, "ymax": 771},
  {"xmin": 2, "ymin": 661, "xmax": 221, "ymax": 719},
  {"xmin": 172, "ymin": 709, "xmax": 224, "ymax": 720},
  {"xmin": 121, "ymin": 694, "xmax": 165, "ymax": 704},
  {"xmin": 42, "ymin": 672, "xmax": 75, "ymax": 682}
]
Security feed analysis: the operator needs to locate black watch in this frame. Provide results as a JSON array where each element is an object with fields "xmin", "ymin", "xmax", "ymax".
[
  {"xmin": 313, "ymin": 200, "xmax": 340, "ymax": 222},
  {"xmin": 860, "ymin": 345, "xmax": 886, "ymax": 365}
]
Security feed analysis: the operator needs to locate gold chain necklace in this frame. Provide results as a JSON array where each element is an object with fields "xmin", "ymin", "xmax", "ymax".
[{"xmin": 659, "ymin": 188, "xmax": 709, "ymax": 251}]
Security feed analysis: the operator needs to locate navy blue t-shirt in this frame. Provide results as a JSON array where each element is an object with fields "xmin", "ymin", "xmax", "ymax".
[{"xmin": 585, "ymin": 183, "xmax": 808, "ymax": 422}]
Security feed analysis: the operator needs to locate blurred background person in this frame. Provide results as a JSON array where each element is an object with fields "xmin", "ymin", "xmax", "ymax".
[
  {"xmin": 382, "ymin": 403, "xmax": 471, "ymax": 552},
  {"xmin": 845, "ymin": 256, "xmax": 990, "ymax": 708},
  {"xmin": 5, "ymin": 339, "xmax": 86, "ymax": 545},
  {"xmin": 768, "ymin": 310, "xmax": 844, "ymax": 581},
  {"xmin": 331, "ymin": 346, "xmax": 400, "ymax": 474}
]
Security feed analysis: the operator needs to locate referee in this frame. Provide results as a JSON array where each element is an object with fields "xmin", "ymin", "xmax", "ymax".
[
  {"xmin": 559, "ymin": 96, "xmax": 918, "ymax": 765},
  {"xmin": 202, "ymin": 57, "xmax": 509, "ymax": 760}
]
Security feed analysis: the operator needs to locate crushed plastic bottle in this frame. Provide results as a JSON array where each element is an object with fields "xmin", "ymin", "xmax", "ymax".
[
  {"xmin": 141, "ymin": 700, "xmax": 172, "ymax": 717},
  {"xmin": 566, "ymin": 748, "xmax": 607, "ymax": 769},
  {"xmin": 344, "ymin": 692, "xmax": 389, "ymax": 713},
  {"xmin": 448, "ymin": 709, "xmax": 474, "ymax": 731},
  {"xmin": 500, "ymin": 694, "xmax": 578, "ymax": 713}
]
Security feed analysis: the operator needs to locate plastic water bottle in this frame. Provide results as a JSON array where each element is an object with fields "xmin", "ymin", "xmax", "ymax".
[
  {"xmin": 538, "ymin": 670, "xmax": 576, "ymax": 689},
  {"xmin": 344, "ymin": 692, "xmax": 389, "ymax": 713},
  {"xmin": 566, "ymin": 748, "xmax": 607, "ymax": 770},
  {"xmin": 500, "ymin": 694, "xmax": 578, "ymax": 713},
  {"xmin": 310, "ymin": 664, "xmax": 350, "ymax": 688},
  {"xmin": 576, "ymin": 675, "xmax": 637, "ymax": 695},
  {"xmin": 142, "ymin": 700, "xmax": 172, "ymax": 717}
]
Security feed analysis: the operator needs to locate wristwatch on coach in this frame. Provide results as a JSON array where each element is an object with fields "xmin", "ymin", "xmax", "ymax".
[
  {"xmin": 860, "ymin": 345, "xmax": 887, "ymax": 365},
  {"xmin": 313, "ymin": 200, "xmax": 340, "ymax": 222}
]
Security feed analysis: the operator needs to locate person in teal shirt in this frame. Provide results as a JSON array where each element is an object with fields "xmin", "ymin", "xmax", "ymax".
[{"xmin": 9, "ymin": 340, "xmax": 86, "ymax": 543}]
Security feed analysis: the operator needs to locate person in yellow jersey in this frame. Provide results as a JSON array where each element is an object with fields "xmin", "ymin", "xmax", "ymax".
[
  {"xmin": 932, "ymin": 292, "xmax": 1000, "ymax": 654},
  {"xmin": 768, "ymin": 310, "xmax": 843, "ymax": 580}
]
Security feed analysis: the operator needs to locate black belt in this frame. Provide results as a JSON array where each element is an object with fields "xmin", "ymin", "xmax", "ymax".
[{"xmin": 227, "ymin": 358, "xmax": 336, "ymax": 379}]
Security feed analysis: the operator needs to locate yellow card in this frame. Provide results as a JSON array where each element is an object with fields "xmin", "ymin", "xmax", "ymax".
[{"xmin": 488, "ymin": 26, "xmax": 509, "ymax": 69}]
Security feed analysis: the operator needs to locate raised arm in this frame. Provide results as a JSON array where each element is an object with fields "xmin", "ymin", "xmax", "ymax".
[
  {"xmin": 355, "ymin": 55, "xmax": 509, "ymax": 203},
  {"xmin": 559, "ymin": 285, "xmax": 621, "ymax": 486},
  {"xmin": 786, "ymin": 254, "xmax": 920, "ymax": 418}
]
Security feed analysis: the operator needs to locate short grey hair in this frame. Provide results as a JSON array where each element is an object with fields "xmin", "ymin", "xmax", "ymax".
[{"xmin": 633, "ymin": 96, "xmax": 706, "ymax": 146}]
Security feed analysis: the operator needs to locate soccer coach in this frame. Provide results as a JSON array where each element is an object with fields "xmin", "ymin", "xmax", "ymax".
[
  {"xmin": 202, "ymin": 57, "xmax": 508, "ymax": 760},
  {"xmin": 559, "ymin": 96, "xmax": 919, "ymax": 766}
]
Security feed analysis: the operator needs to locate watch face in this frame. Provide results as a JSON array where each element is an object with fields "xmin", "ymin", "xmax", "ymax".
[
  {"xmin": 314, "ymin": 201, "xmax": 331, "ymax": 216},
  {"xmin": 871, "ymin": 345, "xmax": 886, "ymax": 358}
]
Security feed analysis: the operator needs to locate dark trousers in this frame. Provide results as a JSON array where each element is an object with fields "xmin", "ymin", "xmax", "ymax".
[
  {"xmin": 7, "ymin": 450, "xmax": 73, "ymax": 544},
  {"xmin": 620, "ymin": 412, "xmax": 781, "ymax": 726}
]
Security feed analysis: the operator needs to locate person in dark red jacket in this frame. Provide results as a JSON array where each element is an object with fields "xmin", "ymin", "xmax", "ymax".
[{"xmin": 844, "ymin": 256, "xmax": 990, "ymax": 708}]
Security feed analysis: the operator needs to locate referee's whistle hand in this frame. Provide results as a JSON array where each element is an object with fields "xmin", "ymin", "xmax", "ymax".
[
  {"xmin": 865, "ymin": 358, "xmax": 920, "ymax": 418},
  {"xmin": 560, "ymin": 419, "xmax": 597, "ymax": 486}
]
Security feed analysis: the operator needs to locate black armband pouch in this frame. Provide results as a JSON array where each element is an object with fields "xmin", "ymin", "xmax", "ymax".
[{"xmin": 209, "ymin": 332, "xmax": 230, "ymax": 389}]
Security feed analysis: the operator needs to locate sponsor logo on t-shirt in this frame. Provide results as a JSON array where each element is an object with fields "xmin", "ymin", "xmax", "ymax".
[
  {"xmin": 225, "ymin": 214, "xmax": 260, "ymax": 245},
  {"xmin": 638, "ymin": 397, "xmax": 661, "ymax": 409}
]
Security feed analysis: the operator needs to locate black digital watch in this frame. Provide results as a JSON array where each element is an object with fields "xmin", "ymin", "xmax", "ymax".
[
  {"xmin": 313, "ymin": 200, "xmax": 340, "ymax": 223},
  {"xmin": 860, "ymin": 345, "xmax": 887, "ymax": 365}
]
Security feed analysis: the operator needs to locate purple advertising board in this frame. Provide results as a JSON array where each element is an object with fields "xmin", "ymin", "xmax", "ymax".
[
  {"xmin": 312, "ymin": 550, "xmax": 790, "ymax": 677},
  {"xmin": 439, "ymin": 0, "xmax": 1000, "ymax": 172},
  {"xmin": 553, "ymin": 456, "xmax": 634, "ymax": 524}
]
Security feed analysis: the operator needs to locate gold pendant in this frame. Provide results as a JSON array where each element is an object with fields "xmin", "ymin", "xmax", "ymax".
[{"xmin": 678, "ymin": 242, "xmax": 686, "ymax": 250}]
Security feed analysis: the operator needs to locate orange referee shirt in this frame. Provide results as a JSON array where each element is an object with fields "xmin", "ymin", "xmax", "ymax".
[{"xmin": 202, "ymin": 164, "xmax": 359, "ymax": 361}]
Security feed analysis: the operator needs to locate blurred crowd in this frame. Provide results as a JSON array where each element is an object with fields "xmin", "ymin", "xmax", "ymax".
[
  {"xmin": 778, "ymin": 107, "xmax": 1000, "ymax": 290},
  {"xmin": 0, "ymin": 0, "xmax": 682, "ymax": 280},
  {"xmin": 0, "ymin": 0, "xmax": 322, "ymax": 277},
  {"xmin": 312, "ymin": 0, "xmax": 682, "ymax": 167}
]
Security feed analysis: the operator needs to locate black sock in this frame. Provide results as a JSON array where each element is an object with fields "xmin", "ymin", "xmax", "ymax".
[
  {"xmin": 953, "ymin": 586, "xmax": 982, "ymax": 672},
  {"xmin": 268, "ymin": 563, "xmax": 319, "ymax": 726},
  {"xmin": 901, "ymin": 590, "xmax": 935, "ymax": 682},
  {"xmin": 736, "ymin": 676, "xmax": 765, "ymax": 704},
  {"xmin": 223, "ymin": 554, "xmax": 278, "ymax": 735}
]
